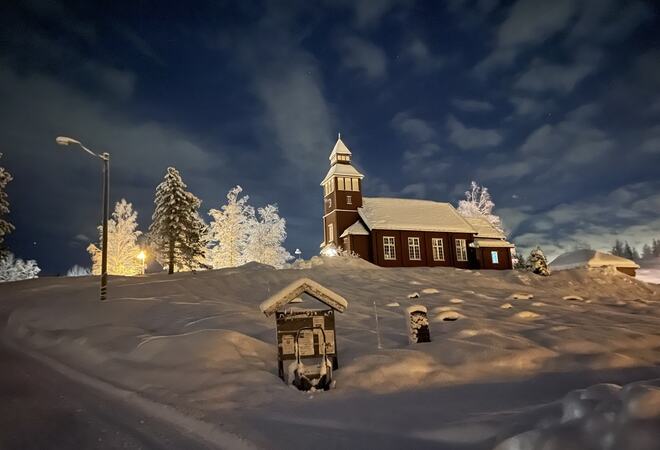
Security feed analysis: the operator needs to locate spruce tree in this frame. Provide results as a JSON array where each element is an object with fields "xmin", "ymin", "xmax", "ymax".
[
  {"xmin": 611, "ymin": 239, "xmax": 624, "ymax": 257},
  {"xmin": 0, "ymin": 153, "xmax": 14, "ymax": 253},
  {"xmin": 149, "ymin": 167, "xmax": 207, "ymax": 274},
  {"xmin": 653, "ymin": 239, "xmax": 660, "ymax": 258},
  {"xmin": 527, "ymin": 246, "xmax": 550, "ymax": 276},
  {"xmin": 641, "ymin": 244, "xmax": 653, "ymax": 260}
]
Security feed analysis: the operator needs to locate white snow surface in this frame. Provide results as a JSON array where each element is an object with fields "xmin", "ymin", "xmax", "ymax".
[
  {"xmin": 2, "ymin": 257, "xmax": 660, "ymax": 449},
  {"xmin": 550, "ymin": 249, "xmax": 640, "ymax": 271},
  {"xmin": 638, "ymin": 257, "xmax": 660, "ymax": 284}
]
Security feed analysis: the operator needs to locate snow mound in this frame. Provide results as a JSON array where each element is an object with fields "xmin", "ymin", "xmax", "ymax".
[
  {"xmin": 562, "ymin": 295, "xmax": 585, "ymax": 301},
  {"xmin": 449, "ymin": 298, "xmax": 464, "ymax": 304},
  {"xmin": 407, "ymin": 292, "xmax": 420, "ymax": 299},
  {"xmin": 509, "ymin": 292, "xmax": 534, "ymax": 300},
  {"xmin": 385, "ymin": 302, "xmax": 400, "ymax": 307},
  {"xmin": 514, "ymin": 311, "xmax": 541, "ymax": 319},
  {"xmin": 434, "ymin": 310, "xmax": 464, "ymax": 321},
  {"xmin": 495, "ymin": 379, "xmax": 660, "ymax": 450},
  {"xmin": 421, "ymin": 288, "xmax": 440, "ymax": 294},
  {"xmin": 500, "ymin": 302, "xmax": 513, "ymax": 309}
]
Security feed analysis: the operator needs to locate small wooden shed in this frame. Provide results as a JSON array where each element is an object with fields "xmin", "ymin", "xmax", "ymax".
[{"xmin": 260, "ymin": 278, "xmax": 348, "ymax": 381}]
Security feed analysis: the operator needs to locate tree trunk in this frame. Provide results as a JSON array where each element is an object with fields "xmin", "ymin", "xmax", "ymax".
[{"xmin": 168, "ymin": 237, "xmax": 175, "ymax": 275}]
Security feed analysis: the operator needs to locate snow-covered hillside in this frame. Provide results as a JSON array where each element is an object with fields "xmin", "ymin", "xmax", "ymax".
[
  {"xmin": 638, "ymin": 257, "xmax": 660, "ymax": 284},
  {"xmin": 1, "ymin": 257, "xmax": 659, "ymax": 449}
]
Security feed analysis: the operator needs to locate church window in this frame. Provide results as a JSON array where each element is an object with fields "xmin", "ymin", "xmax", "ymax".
[
  {"xmin": 432, "ymin": 238, "xmax": 445, "ymax": 261},
  {"xmin": 346, "ymin": 195, "xmax": 352, "ymax": 205},
  {"xmin": 351, "ymin": 178, "xmax": 359, "ymax": 191},
  {"xmin": 455, "ymin": 239, "xmax": 468, "ymax": 261},
  {"xmin": 408, "ymin": 237, "xmax": 421, "ymax": 260},
  {"xmin": 383, "ymin": 236, "xmax": 396, "ymax": 260},
  {"xmin": 327, "ymin": 223, "xmax": 334, "ymax": 243},
  {"xmin": 338, "ymin": 177, "xmax": 345, "ymax": 191}
]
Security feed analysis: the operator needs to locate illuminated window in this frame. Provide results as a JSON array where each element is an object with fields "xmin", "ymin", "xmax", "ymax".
[
  {"xmin": 491, "ymin": 251, "xmax": 499, "ymax": 264},
  {"xmin": 408, "ymin": 237, "xmax": 421, "ymax": 260},
  {"xmin": 327, "ymin": 223, "xmax": 334, "ymax": 243},
  {"xmin": 455, "ymin": 239, "xmax": 468, "ymax": 262},
  {"xmin": 383, "ymin": 236, "xmax": 396, "ymax": 260},
  {"xmin": 337, "ymin": 178, "xmax": 345, "ymax": 190},
  {"xmin": 346, "ymin": 195, "xmax": 352, "ymax": 205},
  {"xmin": 432, "ymin": 238, "xmax": 444, "ymax": 261},
  {"xmin": 351, "ymin": 178, "xmax": 359, "ymax": 191}
]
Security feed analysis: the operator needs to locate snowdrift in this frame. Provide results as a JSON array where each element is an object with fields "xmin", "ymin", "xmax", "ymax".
[{"xmin": 2, "ymin": 257, "xmax": 659, "ymax": 449}]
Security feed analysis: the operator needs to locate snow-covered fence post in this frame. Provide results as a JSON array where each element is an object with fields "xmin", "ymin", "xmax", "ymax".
[{"xmin": 406, "ymin": 305, "xmax": 431, "ymax": 344}]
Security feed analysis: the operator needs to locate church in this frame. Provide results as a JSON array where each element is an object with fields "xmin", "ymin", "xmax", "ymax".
[{"xmin": 320, "ymin": 136, "xmax": 515, "ymax": 269}]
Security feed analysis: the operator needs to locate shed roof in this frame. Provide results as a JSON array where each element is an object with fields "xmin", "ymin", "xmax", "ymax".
[
  {"xmin": 550, "ymin": 249, "xmax": 640, "ymax": 270},
  {"xmin": 471, "ymin": 238, "xmax": 515, "ymax": 248},
  {"xmin": 259, "ymin": 278, "xmax": 348, "ymax": 317},
  {"xmin": 463, "ymin": 216, "xmax": 505, "ymax": 239},
  {"xmin": 340, "ymin": 220, "xmax": 370, "ymax": 238},
  {"xmin": 357, "ymin": 197, "xmax": 475, "ymax": 233}
]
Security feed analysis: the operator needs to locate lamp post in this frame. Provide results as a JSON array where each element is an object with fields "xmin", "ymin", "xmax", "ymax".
[
  {"xmin": 56, "ymin": 136, "xmax": 110, "ymax": 301},
  {"xmin": 137, "ymin": 250, "xmax": 146, "ymax": 275}
]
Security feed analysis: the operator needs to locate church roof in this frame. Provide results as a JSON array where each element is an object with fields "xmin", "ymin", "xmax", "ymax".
[
  {"xmin": 550, "ymin": 249, "xmax": 640, "ymax": 271},
  {"xmin": 471, "ymin": 238, "xmax": 515, "ymax": 248},
  {"xmin": 320, "ymin": 162, "xmax": 364, "ymax": 185},
  {"xmin": 357, "ymin": 197, "xmax": 475, "ymax": 233},
  {"xmin": 340, "ymin": 221, "xmax": 370, "ymax": 238},
  {"xmin": 329, "ymin": 136, "xmax": 352, "ymax": 161},
  {"xmin": 463, "ymin": 216, "xmax": 505, "ymax": 239}
]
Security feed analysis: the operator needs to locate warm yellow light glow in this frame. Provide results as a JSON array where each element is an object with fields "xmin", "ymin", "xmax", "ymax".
[{"xmin": 137, "ymin": 251, "xmax": 146, "ymax": 261}]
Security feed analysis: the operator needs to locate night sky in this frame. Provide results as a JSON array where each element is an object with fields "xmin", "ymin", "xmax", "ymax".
[{"xmin": 1, "ymin": 0, "xmax": 659, "ymax": 275}]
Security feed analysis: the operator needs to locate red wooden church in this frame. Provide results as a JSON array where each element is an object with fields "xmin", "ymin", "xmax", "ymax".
[{"xmin": 320, "ymin": 136, "xmax": 515, "ymax": 269}]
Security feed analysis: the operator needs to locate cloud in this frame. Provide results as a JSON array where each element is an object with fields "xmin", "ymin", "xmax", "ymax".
[
  {"xmin": 510, "ymin": 180, "xmax": 660, "ymax": 261},
  {"xmin": 401, "ymin": 183, "xmax": 427, "ymax": 198},
  {"xmin": 452, "ymin": 98, "xmax": 494, "ymax": 112},
  {"xmin": 446, "ymin": 115, "xmax": 503, "ymax": 150},
  {"xmin": 640, "ymin": 126, "xmax": 660, "ymax": 154},
  {"xmin": 514, "ymin": 55, "xmax": 600, "ymax": 94},
  {"xmin": 391, "ymin": 111, "xmax": 436, "ymax": 142},
  {"xmin": 475, "ymin": 0, "xmax": 577, "ymax": 74},
  {"xmin": 335, "ymin": 0, "xmax": 411, "ymax": 28},
  {"xmin": 338, "ymin": 35, "xmax": 387, "ymax": 79},
  {"xmin": 403, "ymin": 38, "xmax": 445, "ymax": 73},
  {"xmin": 509, "ymin": 96, "xmax": 554, "ymax": 117}
]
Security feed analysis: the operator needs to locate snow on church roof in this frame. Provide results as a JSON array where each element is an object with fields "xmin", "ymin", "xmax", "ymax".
[
  {"xmin": 329, "ymin": 136, "xmax": 352, "ymax": 161},
  {"xmin": 320, "ymin": 162, "xmax": 364, "ymax": 185},
  {"xmin": 463, "ymin": 216, "xmax": 505, "ymax": 239},
  {"xmin": 550, "ymin": 249, "xmax": 640, "ymax": 271},
  {"xmin": 358, "ymin": 197, "xmax": 475, "ymax": 233},
  {"xmin": 259, "ymin": 278, "xmax": 348, "ymax": 317},
  {"xmin": 340, "ymin": 221, "xmax": 369, "ymax": 238}
]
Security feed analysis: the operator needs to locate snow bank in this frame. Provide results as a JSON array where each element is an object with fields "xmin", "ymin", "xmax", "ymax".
[
  {"xmin": 2, "ymin": 261, "xmax": 660, "ymax": 449},
  {"xmin": 495, "ymin": 379, "xmax": 660, "ymax": 450}
]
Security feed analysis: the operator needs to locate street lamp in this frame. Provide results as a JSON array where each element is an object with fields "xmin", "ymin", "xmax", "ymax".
[
  {"xmin": 137, "ymin": 250, "xmax": 146, "ymax": 275},
  {"xmin": 56, "ymin": 136, "xmax": 110, "ymax": 301}
]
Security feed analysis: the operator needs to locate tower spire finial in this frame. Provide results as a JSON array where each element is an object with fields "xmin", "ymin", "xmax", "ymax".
[{"xmin": 338, "ymin": 132, "xmax": 341, "ymax": 140}]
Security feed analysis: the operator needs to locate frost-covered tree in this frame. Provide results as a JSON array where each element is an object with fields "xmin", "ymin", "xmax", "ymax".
[
  {"xmin": 623, "ymin": 241, "xmax": 639, "ymax": 261},
  {"xmin": 67, "ymin": 265, "xmax": 91, "ymax": 277},
  {"xmin": 611, "ymin": 239, "xmax": 624, "ymax": 257},
  {"xmin": 0, "ymin": 153, "xmax": 14, "ymax": 252},
  {"xmin": 244, "ymin": 204, "xmax": 292, "ymax": 268},
  {"xmin": 527, "ymin": 247, "xmax": 550, "ymax": 276},
  {"xmin": 457, "ymin": 181, "xmax": 503, "ymax": 234},
  {"xmin": 88, "ymin": 199, "xmax": 143, "ymax": 276},
  {"xmin": 641, "ymin": 244, "xmax": 653, "ymax": 260},
  {"xmin": 149, "ymin": 167, "xmax": 208, "ymax": 274},
  {"xmin": 653, "ymin": 239, "xmax": 660, "ymax": 258},
  {"xmin": 207, "ymin": 186, "xmax": 254, "ymax": 268},
  {"xmin": 0, "ymin": 253, "xmax": 40, "ymax": 282}
]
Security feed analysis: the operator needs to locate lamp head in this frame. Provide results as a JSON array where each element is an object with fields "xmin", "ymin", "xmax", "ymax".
[{"xmin": 56, "ymin": 136, "xmax": 80, "ymax": 146}]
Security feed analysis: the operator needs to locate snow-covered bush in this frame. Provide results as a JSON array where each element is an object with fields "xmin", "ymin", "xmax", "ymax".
[
  {"xmin": 66, "ymin": 265, "xmax": 91, "ymax": 277},
  {"xmin": 527, "ymin": 247, "xmax": 550, "ymax": 276},
  {"xmin": 207, "ymin": 186, "xmax": 292, "ymax": 269},
  {"xmin": 88, "ymin": 199, "xmax": 143, "ymax": 276},
  {"xmin": 457, "ymin": 181, "xmax": 503, "ymax": 234},
  {"xmin": 0, "ymin": 153, "xmax": 15, "ymax": 251},
  {"xmin": 0, "ymin": 252, "xmax": 40, "ymax": 282}
]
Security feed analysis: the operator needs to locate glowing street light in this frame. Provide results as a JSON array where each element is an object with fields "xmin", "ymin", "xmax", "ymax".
[
  {"xmin": 137, "ymin": 250, "xmax": 146, "ymax": 275},
  {"xmin": 56, "ymin": 136, "xmax": 110, "ymax": 301}
]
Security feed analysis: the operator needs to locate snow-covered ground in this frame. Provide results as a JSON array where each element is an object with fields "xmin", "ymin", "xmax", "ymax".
[
  {"xmin": 1, "ymin": 257, "xmax": 659, "ymax": 449},
  {"xmin": 638, "ymin": 257, "xmax": 660, "ymax": 284}
]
